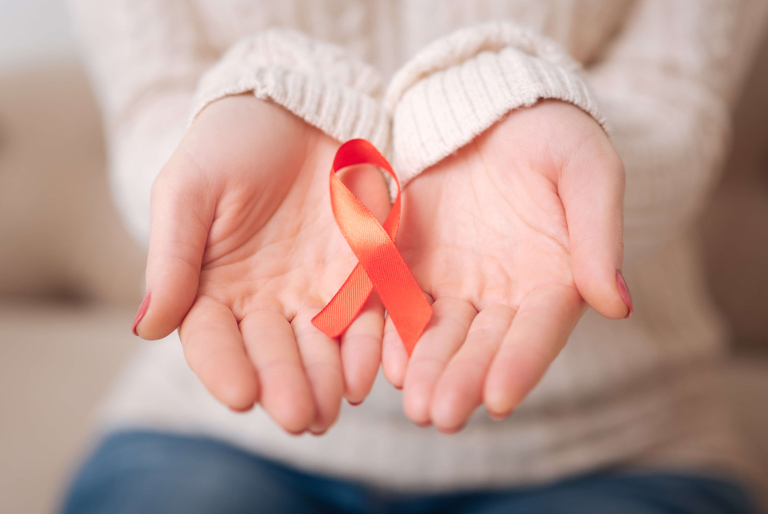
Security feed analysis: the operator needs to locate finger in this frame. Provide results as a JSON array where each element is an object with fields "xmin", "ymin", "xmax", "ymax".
[
  {"xmin": 136, "ymin": 150, "xmax": 218, "ymax": 340},
  {"xmin": 430, "ymin": 304, "xmax": 515, "ymax": 432},
  {"xmin": 292, "ymin": 311, "xmax": 344, "ymax": 435},
  {"xmin": 382, "ymin": 292, "xmax": 436, "ymax": 388},
  {"xmin": 179, "ymin": 296, "xmax": 259, "ymax": 412},
  {"xmin": 484, "ymin": 285, "xmax": 583, "ymax": 417},
  {"xmin": 558, "ymin": 137, "xmax": 630, "ymax": 319},
  {"xmin": 340, "ymin": 295, "xmax": 385, "ymax": 405},
  {"xmin": 381, "ymin": 315, "xmax": 409, "ymax": 389},
  {"xmin": 339, "ymin": 157, "xmax": 395, "ymax": 392},
  {"xmin": 241, "ymin": 311, "xmax": 315, "ymax": 434},
  {"xmin": 402, "ymin": 298, "xmax": 477, "ymax": 427}
]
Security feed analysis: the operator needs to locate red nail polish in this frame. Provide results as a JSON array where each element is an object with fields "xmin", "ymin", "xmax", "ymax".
[
  {"xmin": 616, "ymin": 271, "xmax": 633, "ymax": 318},
  {"xmin": 132, "ymin": 293, "xmax": 151, "ymax": 336}
]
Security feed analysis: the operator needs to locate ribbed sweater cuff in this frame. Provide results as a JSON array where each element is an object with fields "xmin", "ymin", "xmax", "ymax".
[
  {"xmin": 386, "ymin": 22, "xmax": 607, "ymax": 187},
  {"xmin": 190, "ymin": 28, "xmax": 389, "ymax": 152}
]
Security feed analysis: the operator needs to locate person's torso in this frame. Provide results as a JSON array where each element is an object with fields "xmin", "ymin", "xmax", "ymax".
[{"xmin": 192, "ymin": 0, "xmax": 635, "ymax": 77}]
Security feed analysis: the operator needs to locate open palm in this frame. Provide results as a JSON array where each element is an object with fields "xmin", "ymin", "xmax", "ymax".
[
  {"xmin": 134, "ymin": 96, "xmax": 390, "ymax": 434},
  {"xmin": 382, "ymin": 101, "xmax": 631, "ymax": 432}
]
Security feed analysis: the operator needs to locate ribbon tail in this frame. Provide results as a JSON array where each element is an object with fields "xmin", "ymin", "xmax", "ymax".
[
  {"xmin": 360, "ymin": 245, "xmax": 432, "ymax": 355},
  {"xmin": 315, "ymin": 138, "xmax": 432, "ymax": 355},
  {"xmin": 312, "ymin": 263, "xmax": 373, "ymax": 338}
]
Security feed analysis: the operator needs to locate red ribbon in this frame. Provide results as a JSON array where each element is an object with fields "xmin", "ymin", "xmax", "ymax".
[{"xmin": 312, "ymin": 139, "xmax": 432, "ymax": 355}]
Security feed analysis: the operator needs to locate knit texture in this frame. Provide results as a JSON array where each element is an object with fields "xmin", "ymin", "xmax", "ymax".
[
  {"xmin": 70, "ymin": 0, "xmax": 768, "ymax": 492},
  {"xmin": 190, "ymin": 29, "xmax": 388, "ymax": 152},
  {"xmin": 385, "ymin": 21, "xmax": 607, "ymax": 187}
]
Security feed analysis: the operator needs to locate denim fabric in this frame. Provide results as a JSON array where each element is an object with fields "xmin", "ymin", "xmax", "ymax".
[{"xmin": 62, "ymin": 430, "xmax": 759, "ymax": 514}]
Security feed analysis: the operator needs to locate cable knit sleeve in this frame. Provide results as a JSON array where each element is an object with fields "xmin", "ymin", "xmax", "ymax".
[
  {"xmin": 189, "ymin": 30, "xmax": 387, "ymax": 146},
  {"xmin": 384, "ymin": 21, "xmax": 607, "ymax": 188},
  {"xmin": 586, "ymin": 0, "xmax": 768, "ymax": 259},
  {"xmin": 68, "ymin": 0, "xmax": 386, "ymax": 246}
]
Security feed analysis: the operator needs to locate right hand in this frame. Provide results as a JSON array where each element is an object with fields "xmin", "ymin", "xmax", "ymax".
[{"xmin": 133, "ymin": 95, "xmax": 391, "ymax": 435}]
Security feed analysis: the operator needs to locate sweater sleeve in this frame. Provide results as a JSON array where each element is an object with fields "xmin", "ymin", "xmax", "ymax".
[
  {"xmin": 385, "ymin": 1, "xmax": 768, "ymax": 260},
  {"xmin": 384, "ymin": 21, "xmax": 606, "ymax": 188},
  {"xmin": 68, "ymin": 0, "xmax": 387, "ymax": 246}
]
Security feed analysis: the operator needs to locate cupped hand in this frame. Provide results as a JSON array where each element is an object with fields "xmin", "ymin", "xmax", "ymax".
[
  {"xmin": 382, "ymin": 100, "xmax": 630, "ymax": 432},
  {"xmin": 133, "ymin": 96, "xmax": 391, "ymax": 434}
]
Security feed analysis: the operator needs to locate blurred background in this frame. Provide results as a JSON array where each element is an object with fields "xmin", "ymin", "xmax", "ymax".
[{"xmin": 0, "ymin": 1, "xmax": 766, "ymax": 513}]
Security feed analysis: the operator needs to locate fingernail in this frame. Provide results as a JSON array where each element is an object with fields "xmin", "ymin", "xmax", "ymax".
[
  {"xmin": 229, "ymin": 404, "xmax": 254, "ymax": 414},
  {"xmin": 438, "ymin": 422, "xmax": 467, "ymax": 435},
  {"xmin": 488, "ymin": 410, "xmax": 513, "ymax": 422},
  {"xmin": 348, "ymin": 399, "xmax": 362, "ymax": 406},
  {"xmin": 616, "ymin": 271, "xmax": 633, "ymax": 318},
  {"xmin": 132, "ymin": 293, "xmax": 151, "ymax": 336}
]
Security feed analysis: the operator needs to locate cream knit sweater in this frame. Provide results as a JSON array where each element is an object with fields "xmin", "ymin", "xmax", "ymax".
[{"xmin": 71, "ymin": 0, "xmax": 768, "ymax": 492}]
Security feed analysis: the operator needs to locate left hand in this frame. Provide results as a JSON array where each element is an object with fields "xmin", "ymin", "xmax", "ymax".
[{"xmin": 381, "ymin": 100, "xmax": 630, "ymax": 432}]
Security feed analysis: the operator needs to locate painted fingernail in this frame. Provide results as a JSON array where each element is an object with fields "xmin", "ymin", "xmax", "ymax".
[
  {"xmin": 132, "ymin": 293, "xmax": 151, "ymax": 336},
  {"xmin": 347, "ymin": 399, "xmax": 362, "ymax": 406},
  {"xmin": 616, "ymin": 271, "xmax": 633, "ymax": 318}
]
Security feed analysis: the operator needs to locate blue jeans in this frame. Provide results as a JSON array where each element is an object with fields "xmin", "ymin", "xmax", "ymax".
[{"xmin": 62, "ymin": 430, "xmax": 758, "ymax": 514}]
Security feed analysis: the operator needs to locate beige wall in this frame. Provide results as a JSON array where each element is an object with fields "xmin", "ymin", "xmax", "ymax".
[{"xmin": 0, "ymin": 0, "xmax": 77, "ymax": 70}]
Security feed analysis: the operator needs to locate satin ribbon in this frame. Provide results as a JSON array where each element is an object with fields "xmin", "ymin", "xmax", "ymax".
[{"xmin": 312, "ymin": 139, "xmax": 432, "ymax": 355}]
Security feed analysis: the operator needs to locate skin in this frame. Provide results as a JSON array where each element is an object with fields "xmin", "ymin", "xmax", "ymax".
[
  {"xmin": 135, "ymin": 95, "xmax": 628, "ymax": 436},
  {"xmin": 134, "ymin": 95, "xmax": 391, "ymax": 435},
  {"xmin": 381, "ymin": 100, "xmax": 628, "ymax": 432}
]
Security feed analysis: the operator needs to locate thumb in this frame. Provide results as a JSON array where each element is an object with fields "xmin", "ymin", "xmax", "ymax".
[
  {"xmin": 133, "ymin": 151, "xmax": 217, "ymax": 339},
  {"xmin": 559, "ymin": 141, "xmax": 632, "ymax": 320}
]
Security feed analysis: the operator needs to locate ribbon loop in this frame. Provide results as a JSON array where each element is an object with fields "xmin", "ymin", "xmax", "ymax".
[{"xmin": 312, "ymin": 139, "xmax": 432, "ymax": 355}]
